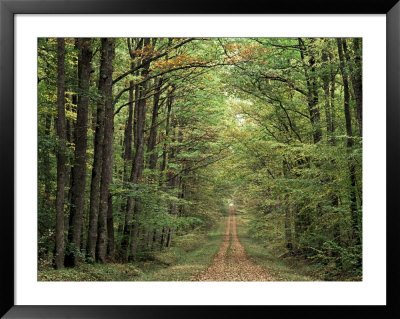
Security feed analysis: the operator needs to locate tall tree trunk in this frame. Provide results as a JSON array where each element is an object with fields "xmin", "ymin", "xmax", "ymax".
[
  {"xmin": 54, "ymin": 38, "xmax": 67, "ymax": 269},
  {"xmin": 145, "ymin": 77, "xmax": 164, "ymax": 251},
  {"xmin": 160, "ymin": 87, "xmax": 174, "ymax": 173},
  {"xmin": 337, "ymin": 38, "xmax": 360, "ymax": 246},
  {"xmin": 165, "ymin": 117, "xmax": 180, "ymax": 247},
  {"xmin": 298, "ymin": 38, "xmax": 321, "ymax": 144},
  {"xmin": 96, "ymin": 38, "xmax": 115, "ymax": 263},
  {"xmin": 86, "ymin": 41, "xmax": 107, "ymax": 261},
  {"xmin": 131, "ymin": 57, "xmax": 150, "ymax": 259},
  {"xmin": 321, "ymin": 52, "xmax": 340, "ymax": 244},
  {"xmin": 64, "ymin": 94, "xmax": 74, "ymax": 203},
  {"xmin": 65, "ymin": 38, "xmax": 92, "ymax": 267},
  {"xmin": 353, "ymin": 38, "xmax": 362, "ymax": 137},
  {"xmin": 321, "ymin": 51, "xmax": 335, "ymax": 145},
  {"xmin": 66, "ymin": 94, "xmax": 77, "ymax": 230},
  {"xmin": 117, "ymin": 80, "xmax": 134, "ymax": 252},
  {"xmin": 343, "ymin": 38, "xmax": 362, "ymax": 136},
  {"xmin": 337, "ymin": 39, "xmax": 353, "ymax": 150},
  {"xmin": 65, "ymin": 94, "xmax": 73, "ymax": 145},
  {"xmin": 120, "ymin": 81, "xmax": 140, "ymax": 260},
  {"xmin": 147, "ymin": 77, "xmax": 163, "ymax": 169},
  {"xmin": 159, "ymin": 87, "xmax": 174, "ymax": 248},
  {"xmin": 123, "ymin": 80, "xmax": 134, "ymax": 180},
  {"xmin": 121, "ymin": 38, "xmax": 151, "ymax": 260}
]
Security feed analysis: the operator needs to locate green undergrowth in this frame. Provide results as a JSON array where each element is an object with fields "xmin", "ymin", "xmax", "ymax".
[
  {"xmin": 38, "ymin": 217, "xmax": 226, "ymax": 281},
  {"xmin": 134, "ymin": 217, "xmax": 225, "ymax": 281},
  {"xmin": 236, "ymin": 213, "xmax": 321, "ymax": 281},
  {"xmin": 38, "ymin": 263, "xmax": 143, "ymax": 281}
]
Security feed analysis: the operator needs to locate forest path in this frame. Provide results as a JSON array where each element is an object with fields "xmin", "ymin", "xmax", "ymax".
[{"xmin": 195, "ymin": 206, "xmax": 273, "ymax": 281}]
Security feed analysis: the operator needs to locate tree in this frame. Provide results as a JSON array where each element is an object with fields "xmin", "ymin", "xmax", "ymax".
[
  {"xmin": 65, "ymin": 38, "xmax": 92, "ymax": 267},
  {"xmin": 337, "ymin": 38, "xmax": 360, "ymax": 246},
  {"xmin": 96, "ymin": 38, "xmax": 115, "ymax": 263},
  {"xmin": 86, "ymin": 39, "xmax": 106, "ymax": 262},
  {"xmin": 54, "ymin": 38, "xmax": 66, "ymax": 269},
  {"xmin": 38, "ymin": 37, "xmax": 363, "ymax": 281}
]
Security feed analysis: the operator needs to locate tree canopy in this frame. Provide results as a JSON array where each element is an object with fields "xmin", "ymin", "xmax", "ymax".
[{"xmin": 38, "ymin": 37, "xmax": 362, "ymax": 281}]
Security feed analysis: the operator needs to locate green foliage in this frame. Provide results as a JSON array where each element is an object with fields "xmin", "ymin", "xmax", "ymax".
[
  {"xmin": 38, "ymin": 263, "xmax": 143, "ymax": 281},
  {"xmin": 236, "ymin": 215, "xmax": 318, "ymax": 281},
  {"xmin": 38, "ymin": 37, "xmax": 362, "ymax": 281}
]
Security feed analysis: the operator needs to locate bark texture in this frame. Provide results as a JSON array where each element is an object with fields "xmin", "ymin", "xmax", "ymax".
[
  {"xmin": 54, "ymin": 38, "xmax": 66, "ymax": 269},
  {"xmin": 147, "ymin": 77, "xmax": 163, "ymax": 169},
  {"xmin": 65, "ymin": 38, "xmax": 92, "ymax": 267},
  {"xmin": 86, "ymin": 40, "xmax": 108, "ymax": 261},
  {"xmin": 96, "ymin": 38, "xmax": 115, "ymax": 263},
  {"xmin": 337, "ymin": 38, "xmax": 360, "ymax": 245},
  {"xmin": 299, "ymin": 38, "xmax": 321, "ymax": 144}
]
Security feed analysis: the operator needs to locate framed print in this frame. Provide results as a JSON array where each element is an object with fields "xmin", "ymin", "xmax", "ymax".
[{"xmin": 1, "ymin": 0, "xmax": 399, "ymax": 318}]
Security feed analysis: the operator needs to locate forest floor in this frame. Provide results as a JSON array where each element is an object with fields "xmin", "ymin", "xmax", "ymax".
[
  {"xmin": 195, "ymin": 208, "xmax": 274, "ymax": 281},
  {"xmin": 38, "ymin": 211, "xmax": 318, "ymax": 281}
]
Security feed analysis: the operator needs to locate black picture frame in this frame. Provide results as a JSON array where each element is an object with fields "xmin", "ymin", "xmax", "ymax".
[{"xmin": 1, "ymin": 0, "xmax": 399, "ymax": 318}]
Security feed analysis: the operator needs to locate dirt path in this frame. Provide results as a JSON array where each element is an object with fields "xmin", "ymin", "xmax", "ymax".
[{"xmin": 196, "ymin": 206, "xmax": 273, "ymax": 281}]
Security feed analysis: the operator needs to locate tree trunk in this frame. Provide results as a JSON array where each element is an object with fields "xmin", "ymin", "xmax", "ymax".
[
  {"xmin": 343, "ymin": 38, "xmax": 362, "ymax": 136},
  {"xmin": 166, "ymin": 116, "xmax": 181, "ymax": 247},
  {"xmin": 178, "ymin": 176, "xmax": 185, "ymax": 216},
  {"xmin": 353, "ymin": 38, "xmax": 362, "ymax": 137},
  {"xmin": 120, "ymin": 81, "xmax": 140, "ymax": 260},
  {"xmin": 96, "ymin": 38, "xmax": 115, "ymax": 263},
  {"xmin": 130, "ymin": 72, "xmax": 149, "ymax": 259},
  {"xmin": 166, "ymin": 228, "xmax": 173, "ymax": 248},
  {"xmin": 117, "ymin": 80, "xmax": 134, "ymax": 253},
  {"xmin": 160, "ymin": 227, "xmax": 166, "ymax": 249},
  {"xmin": 157, "ymin": 87, "xmax": 175, "ymax": 249},
  {"xmin": 321, "ymin": 52, "xmax": 334, "ymax": 144},
  {"xmin": 147, "ymin": 225, "xmax": 154, "ymax": 248},
  {"xmin": 337, "ymin": 38, "xmax": 360, "ymax": 246},
  {"xmin": 123, "ymin": 80, "xmax": 134, "ymax": 181},
  {"xmin": 65, "ymin": 94, "xmax": 77, "ymax": 233},
  {"xmin": 152, "ymin": 229, "xmax": 158, "ymax": 250},
  {"xmin": 147, "ymin": 77, "xmax": 163, "ymax": 169},
  {"xmin": 337, "ymin": 39, "xmax": 353, "ymax": 149},
  {"xmin": 298, "ymin": 38, "xmax": 321, "ymax": 144},
  {"xmin": 120, "ymin": 38, "xmax": 152, "ymax": 260},
  {"xmin": 160, "ymin": 87, "xmax": 174, "ymax": 173},
  {"xmin": 86, "ymin": 40, "xmax": 107, "ymax": 261},
  {"xmin": 54, "ymin": 38, "xmax": 67, "ymax": 269},
  {"xmin": 65, "ymin": 38, "xmax": 92, "ymax": 267}
]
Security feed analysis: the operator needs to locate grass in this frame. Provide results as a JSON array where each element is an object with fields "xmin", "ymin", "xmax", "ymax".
[
  {"xmin": 38, "ymin": 263, "xmax": 143, "ymax": 281},
  {"xmin": 38, "ymin": 214, "xmax": 323, "ymax": 282},
  {"xmin": 38, "ymin": 217, "xmax": 226, "ymax": 282},
  {"xmin": 134, "ymin": 218, "xmax": 225, "ymax": 281},
  {"xmin": 235, "ymin": 213, "xmax": 321, "ymax": 281}
]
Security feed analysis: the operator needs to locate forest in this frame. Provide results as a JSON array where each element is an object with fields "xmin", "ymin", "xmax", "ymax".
[{"xmin": 38, "ymin": 37, "xmax": 362, "ymax": 281}]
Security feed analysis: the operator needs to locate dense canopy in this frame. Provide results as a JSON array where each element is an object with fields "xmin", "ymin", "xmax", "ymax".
[{"xmin": 38, "ymin": 37, "xmax": 362, "ymax": 281}]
